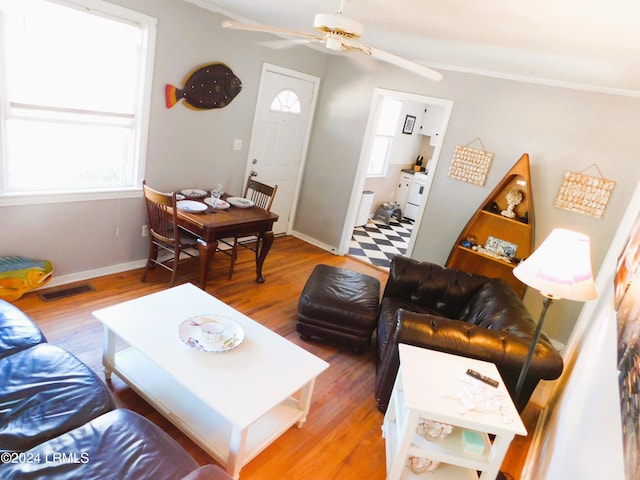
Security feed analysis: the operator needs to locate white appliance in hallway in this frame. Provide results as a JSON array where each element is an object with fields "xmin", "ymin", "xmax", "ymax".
[
  {"xmin": 354, "ymin": 190, "xmax": 375, "ymax": 227},
  {"xmin": 404, "ymin": 172, "xmax": 428, "ymax": 220}
]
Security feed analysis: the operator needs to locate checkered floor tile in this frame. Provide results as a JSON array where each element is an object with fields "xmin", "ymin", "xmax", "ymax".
[{"xmin": 348, "ymin": 218, "xmax": 413, "ymax": 269}]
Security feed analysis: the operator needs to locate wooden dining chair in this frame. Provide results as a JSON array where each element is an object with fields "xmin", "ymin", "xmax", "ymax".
[
  {"xmin": 141, "ymin": 180, "xmax": 201, "ymax": 286},
  {"xmin": 219, "ymin": 178, "xmax": 278, "ymax": 279}
]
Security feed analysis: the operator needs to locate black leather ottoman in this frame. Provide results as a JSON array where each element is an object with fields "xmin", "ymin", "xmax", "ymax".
[{"xmin": 297, "ymin": 264, "xmax": 380, "ymax": 353}]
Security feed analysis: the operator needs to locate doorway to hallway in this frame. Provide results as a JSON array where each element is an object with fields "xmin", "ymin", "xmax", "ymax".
[{"xmin": 340, "ymin": 89, "xmax": 453, "ymax": 261}]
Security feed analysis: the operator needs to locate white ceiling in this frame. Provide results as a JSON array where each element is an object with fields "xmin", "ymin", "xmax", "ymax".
[{"xmin": 186, "ymin": 0, "xmax": 640, "ymax": 96}]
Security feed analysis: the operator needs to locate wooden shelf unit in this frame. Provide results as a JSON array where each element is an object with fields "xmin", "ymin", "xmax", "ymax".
[{"xmin": 446, "ymin": 153, "xmax": 534, "ymax": 298}]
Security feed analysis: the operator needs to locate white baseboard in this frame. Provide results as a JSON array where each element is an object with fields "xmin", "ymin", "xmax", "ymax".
[
  {"xmin": 36, "ymin": 234, "xmax": 331, "ymax": 292},
  {"xmin": 42, "ymin": 260, "xmax": 147, "ymax": 289},
  {"xmin": 289, "ymin": 230, "xmax": 338, "ymax": 255},
  {"xmin": 520, "ymin": 404, "xmax": 550, "ymax": 480}
]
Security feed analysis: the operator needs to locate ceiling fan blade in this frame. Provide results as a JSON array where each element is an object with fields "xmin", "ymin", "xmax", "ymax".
[
  {"xmin": 366, "ymin": 46, "xmax": 443, "ymax": 82},
  {"xmin": 257, "ymin": 38, "xmax": 312, "ymax": 50},
  {"xmin": 222, "ymin": 20, "xmax": 322, "ymax": 42}
]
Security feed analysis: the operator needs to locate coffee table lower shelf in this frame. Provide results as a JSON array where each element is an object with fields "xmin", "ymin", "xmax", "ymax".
[{"xmin": 104, "ymin": 347, "xmax": 306, "ymax": 477}]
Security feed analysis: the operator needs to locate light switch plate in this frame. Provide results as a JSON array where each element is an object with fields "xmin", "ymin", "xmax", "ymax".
[{"xmin": 233, "ymin": 139, "xmax": 242, "ymax": 151}]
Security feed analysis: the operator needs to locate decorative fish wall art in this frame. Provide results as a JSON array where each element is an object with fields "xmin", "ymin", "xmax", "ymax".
[
  {"xmin": 165, "ymin": 62, "xmax": 242, "ymax": 110},
  {"xmin": 0, "ymin": 256, "xmax": 53, "ymax": 302}
]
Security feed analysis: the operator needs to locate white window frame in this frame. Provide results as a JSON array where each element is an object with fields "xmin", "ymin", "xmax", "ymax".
[
  {"xmin": 270, "ymin": 89, "xmax": 301, "ymax": 114},
  {"xmin": 366, "ymin": 96, "xmax": 401, "ymax": 178},
  {"xmin": 0, "ymin": 0, "xmax": 157, "ymax": 206}
]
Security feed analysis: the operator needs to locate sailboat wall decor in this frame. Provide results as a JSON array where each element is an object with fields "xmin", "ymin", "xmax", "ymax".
[{"xmin": 445, "ymin": 153, "xmax": 534, "ymax": 298}]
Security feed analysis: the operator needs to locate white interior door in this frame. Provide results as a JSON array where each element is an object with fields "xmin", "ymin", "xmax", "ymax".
[{"xmin": 246, "ymin": 64, "xmax": 319, "ymax": 235}]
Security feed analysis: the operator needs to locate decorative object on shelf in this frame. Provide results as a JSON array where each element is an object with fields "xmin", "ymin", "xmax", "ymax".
[
  {"xmin": 462, "ymin": 429, "xmax": 486, "ymax": 455},
  {"xmin": 483, "ymin": 236, "xmax": 518, "ymax": 260},
  {"xmin": 406, "ymin": 455, "xmax": 440, "ymax": 473},
  {"xmin": 512, "ymin": 228, "xmax": 597, "ymax": 400},
  {"xmin": 553, "ymin": 164, "xmax": 615, "ymax": 219},
  {"xmin": 165, "ymin": 62, "xmax": 242, "ymax": 110},
  {"xmin": 501, "ymin": 188, "xmax": 523, "ymax": 218},
  {"xmin": 402, "ymin": 114, "xmax": 416, "ymax": 134},
  {"xmin": 416, "ymin": 418, "xmax": 453, "ymax": 441},
  {"xmin": 448, "ymin": 138, "xmax": 494, "ymax": 186},
  {"xmin": 446, "ymin": 153, "xmax": 534, "ymax": 298},
  {"xmin": 487, "ymin": 201, "xmax": 500, "ymax": 214},
  {"xmin": 0, "ymin": 256, "xmax": 53, "ymax": 302},
  {"xmin": 460, "ymin": 235, "xmax": 477, "ymax": 248}
]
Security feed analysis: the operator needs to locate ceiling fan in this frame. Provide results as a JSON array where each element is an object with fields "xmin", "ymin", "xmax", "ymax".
[{"xmin": 221, "ymin": 1, "xmax": 442, "ymax": 82}]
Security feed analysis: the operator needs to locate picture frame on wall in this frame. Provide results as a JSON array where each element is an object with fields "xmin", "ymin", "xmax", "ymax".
[
  {"xmin": 614, "ymin": 208, "xmax": 640, "ymax": 480},
  {"xmin": 402, "ymin": 115, "xmax": 416, "ymax": 134}
]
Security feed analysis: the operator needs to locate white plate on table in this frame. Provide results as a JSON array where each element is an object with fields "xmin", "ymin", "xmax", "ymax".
[
  {"xmin": 178, "ymin": 314, "xmax": 245, "ymax": 353},
  {"xmin": 176, "ymin": 200, "xmax": 207, "ymax": 213},
  {"xmin": 204, "ymin": 198, "xmax": 230, "ymax": 209},
  {"xmin": 180, "ymin": 188, "xmax": 208, "ymax": 199},
  {"xmin": 226, "ymin": 197, "xmax": 255, "ymax": 208}
]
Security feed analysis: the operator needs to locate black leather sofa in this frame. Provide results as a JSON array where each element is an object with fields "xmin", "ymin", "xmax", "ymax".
[
  {"xmin": 0, "ymin": 299, "xmax": 231, "ymax": 480},
  {"xmin": 375, "ymin": 256, "xmax": 564, "ymax": 412}
]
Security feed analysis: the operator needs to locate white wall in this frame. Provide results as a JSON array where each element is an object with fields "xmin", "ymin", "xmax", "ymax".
[
  {"xmin": 0, "ymin": 0, "xmax": 326, "ymax": 285},
  {"xmin": 413, "ymin": 75, "xmax": 640, "ymax": 343},
  {"xmin": 388, "ymin": 99, "xmax": 424, "ymax": 167},
  {"xmin": 362, "ymin": 98, "xmax": 424, "ymax": 213},
  {"xmin": 294, "ymin": 58, "xmax": 640, "ymax": 344},
  {"xmin": 524, "ymin": 180, "xmax": 640, "ymax": 479}
]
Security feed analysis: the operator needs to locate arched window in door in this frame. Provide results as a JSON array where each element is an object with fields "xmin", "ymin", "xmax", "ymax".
[{"xmin": 270, "ymin": 89, "xmax": 301, "ymax": 113}]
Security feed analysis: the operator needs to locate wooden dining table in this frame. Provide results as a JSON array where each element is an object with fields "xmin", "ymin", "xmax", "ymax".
[{"xmin": 174, "ymin": 196, "xmax": 279, "ymax": 289}]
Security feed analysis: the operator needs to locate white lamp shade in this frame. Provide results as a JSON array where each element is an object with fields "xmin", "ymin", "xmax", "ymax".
[{"xmin": 513, "ymin": 228, "xmax": 597, "ymax": 301}]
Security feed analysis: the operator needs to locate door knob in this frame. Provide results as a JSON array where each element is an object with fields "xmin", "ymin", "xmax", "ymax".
[
  {"xmin": 250, "ymin": 170, "xmax": 257, "ymax": 177},
  {"xmin": 252, "ymin": 158, "xmax": 258, "ymax": 164}
]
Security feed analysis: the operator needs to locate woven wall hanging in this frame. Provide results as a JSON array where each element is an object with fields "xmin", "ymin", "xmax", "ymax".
[
  {"xmin": 553, "ymin": 164, "xmax": 616, "ymax": 219},
  {"xmin": 448, "ymin": 138, "xmax": 494, "ymax": 186}
]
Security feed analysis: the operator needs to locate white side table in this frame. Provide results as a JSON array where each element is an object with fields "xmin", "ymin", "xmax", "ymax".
[{"xmin": 383, "ymin": 344, "xmax": 527, "ymax": 480}]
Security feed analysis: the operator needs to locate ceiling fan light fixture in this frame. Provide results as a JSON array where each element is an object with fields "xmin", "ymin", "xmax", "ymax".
[
  {"xmin": 222, "ymin": 7, "xmax": 442, "ymax": 82},
  {"xmin": 313, "ymin": 13, "xmax": 363, "ymax": 40},
  {"xmin": 325, "ymin": 36, "xmax": 344, "ymax": 51}
]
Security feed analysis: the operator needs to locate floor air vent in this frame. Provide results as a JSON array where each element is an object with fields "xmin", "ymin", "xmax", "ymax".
[{"xmin": 39, "ymin": 284, "xmax": 95, "ymax": 302}]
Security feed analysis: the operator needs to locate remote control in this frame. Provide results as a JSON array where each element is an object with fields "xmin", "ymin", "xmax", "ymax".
[{"xmin": 466, "ymin": 368, "xmax": 499, "ymax": 388}]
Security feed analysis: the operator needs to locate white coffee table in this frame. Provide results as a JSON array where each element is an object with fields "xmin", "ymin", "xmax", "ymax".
[{"xmin": 93, "ymin": 283, "xmax": 329, "ymax": 479}]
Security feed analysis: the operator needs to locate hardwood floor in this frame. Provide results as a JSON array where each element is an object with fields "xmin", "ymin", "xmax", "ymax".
[{"xmin": 12, "ymin": 235, "xmax": 535, "ymax": 479}]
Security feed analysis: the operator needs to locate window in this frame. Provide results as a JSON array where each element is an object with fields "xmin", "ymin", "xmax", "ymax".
[
  {"xmin": 367, "ymin": 96, "xmax": 401, "ymax": 177},
  {"xmin": 0, "ymin": 0, "xmax": 156, "ymax": 203},
  {"xmin": 270, "ymin": 89, "xmax": 301, "ymax": 114}
]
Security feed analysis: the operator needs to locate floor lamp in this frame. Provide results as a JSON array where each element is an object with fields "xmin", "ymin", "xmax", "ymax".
[{"xmin": 512, "ymin": 228, "xmax": 598, "ymax": 401}]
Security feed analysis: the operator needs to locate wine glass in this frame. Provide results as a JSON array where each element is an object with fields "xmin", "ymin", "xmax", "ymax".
[
  {"xmin": 210, "ymin": 188, "xmax": 221, "ymax": 207},
  {"xmin": 210, "ymin": 183, "xmax": 224, "ymax": 208}
]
